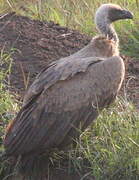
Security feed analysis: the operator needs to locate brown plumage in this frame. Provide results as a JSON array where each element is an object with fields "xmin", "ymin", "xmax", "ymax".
[{"xmin": 3, "ymin": 3, "xmax": 133, "ymax": 179}]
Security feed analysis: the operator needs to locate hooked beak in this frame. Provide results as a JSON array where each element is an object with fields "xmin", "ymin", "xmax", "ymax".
[{"xmin": 122, "ymin": 10, "xmax": 133, "ymax": 19}]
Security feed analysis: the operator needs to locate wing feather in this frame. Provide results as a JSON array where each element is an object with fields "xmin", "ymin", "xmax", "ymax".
[
  {"xmin": 4, "ymin": 56, "xmax": 125, "ymax": 156},
  {"xmin": 23, "ymin": 57, "xmax": 103, "ymax": 105}
]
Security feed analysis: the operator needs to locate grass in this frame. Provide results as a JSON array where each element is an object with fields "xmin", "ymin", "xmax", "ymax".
[
  {"xmin": 0, "ymin": 48, "xmax": 19, "ymax": 146},
  {"xmin": 0, "ymin": 0, "xmax": 139, "ymax": 179},
  {"xmin": 49, "ymin": 99, "xmax": 139, "ymax": 179},
  {"xmin": 0, "ymin": 49, "xmax": 20, "ymax": 180},
  {"xmin": 80, "ymin": 101, "xmax": 139, "ymax": 179}
]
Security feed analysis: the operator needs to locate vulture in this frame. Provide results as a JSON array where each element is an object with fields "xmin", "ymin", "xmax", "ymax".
[{"xmin": 3, "ymin": 3, "xmax": 133, "ymax": 178}]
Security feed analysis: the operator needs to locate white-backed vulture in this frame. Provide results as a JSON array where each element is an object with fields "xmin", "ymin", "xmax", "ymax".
[{"xmin": 3, "ymin": 3, "xmax": 133, "ymax": 178}]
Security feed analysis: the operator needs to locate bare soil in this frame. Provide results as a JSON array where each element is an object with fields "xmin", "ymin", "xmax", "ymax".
[
  {"xmin": 0, "ymin": 12, "xmax": 90, "ymax": 96},
  {"xmin": 0, "ymin": 12, "xmax": 139, "ymax": 180}
]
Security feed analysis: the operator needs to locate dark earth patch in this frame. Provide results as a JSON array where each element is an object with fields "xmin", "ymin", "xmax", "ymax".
[
  {"xmin": 0, "ymin": 12, "xmax": 90, "ymax": 96},
  {"xmin": 0, "ymin": 12, "xmax": 139, "ymax": 180}
]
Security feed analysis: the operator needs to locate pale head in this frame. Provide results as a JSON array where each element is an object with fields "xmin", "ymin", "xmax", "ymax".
[{"xmin": 95, "ymin": 4, "xmax": 133, "ymax": 41}]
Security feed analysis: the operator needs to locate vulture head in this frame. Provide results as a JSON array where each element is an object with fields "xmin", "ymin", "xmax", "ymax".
[{"xmin": 95, "ymin": 4, "xmax": 133, "ymax": 42}]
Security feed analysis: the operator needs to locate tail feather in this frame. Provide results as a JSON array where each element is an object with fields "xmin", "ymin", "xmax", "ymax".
[
  {"xmin": 0, "ymin": 152, "xmax": 17, "ymax": 180},
  {"xmin": 1, "ymin": 152, "xmax": 49, "ymax": 180},
  {"xmin": 17, "ymin": 153, "xmax": 49, "ymax": 180}
]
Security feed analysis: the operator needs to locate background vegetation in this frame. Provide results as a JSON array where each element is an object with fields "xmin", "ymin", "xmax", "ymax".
[{"xmin": 0, "ymin": 0, "xmax": 139, "ymax": 179}]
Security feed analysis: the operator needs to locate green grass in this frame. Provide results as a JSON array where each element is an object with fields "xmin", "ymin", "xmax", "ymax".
[
  {"xmin": 0, "ymin": 48, "xmax": 19, "ymax": 145},
  {"xmin": 80, "ymin": 100, "xmax": 139, "ymax": 179},
  {"xmin": 0, "ymin": 49, "xmax": 19, "ymax": 179},
  {"xmin": 49, "ymin": 99, "xmax": 139, "ymax": 179},
  {"xmin": 0, "ymin": 0, "xmax": 139, "ymax": 179}
]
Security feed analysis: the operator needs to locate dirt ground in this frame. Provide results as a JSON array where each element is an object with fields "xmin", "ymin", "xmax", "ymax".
[
  {"xmin": 0, "ymin": 12, "xmax": 139, "ymax": 180},
  {"xmin": 0, "ymin": 12, "xmax": 90, "ymax": 95}
]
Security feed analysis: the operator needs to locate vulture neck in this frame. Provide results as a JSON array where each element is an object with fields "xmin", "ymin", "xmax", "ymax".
[{"xmin": 96, "ymin": 18, "xmax": 119, "ymax": 43}]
